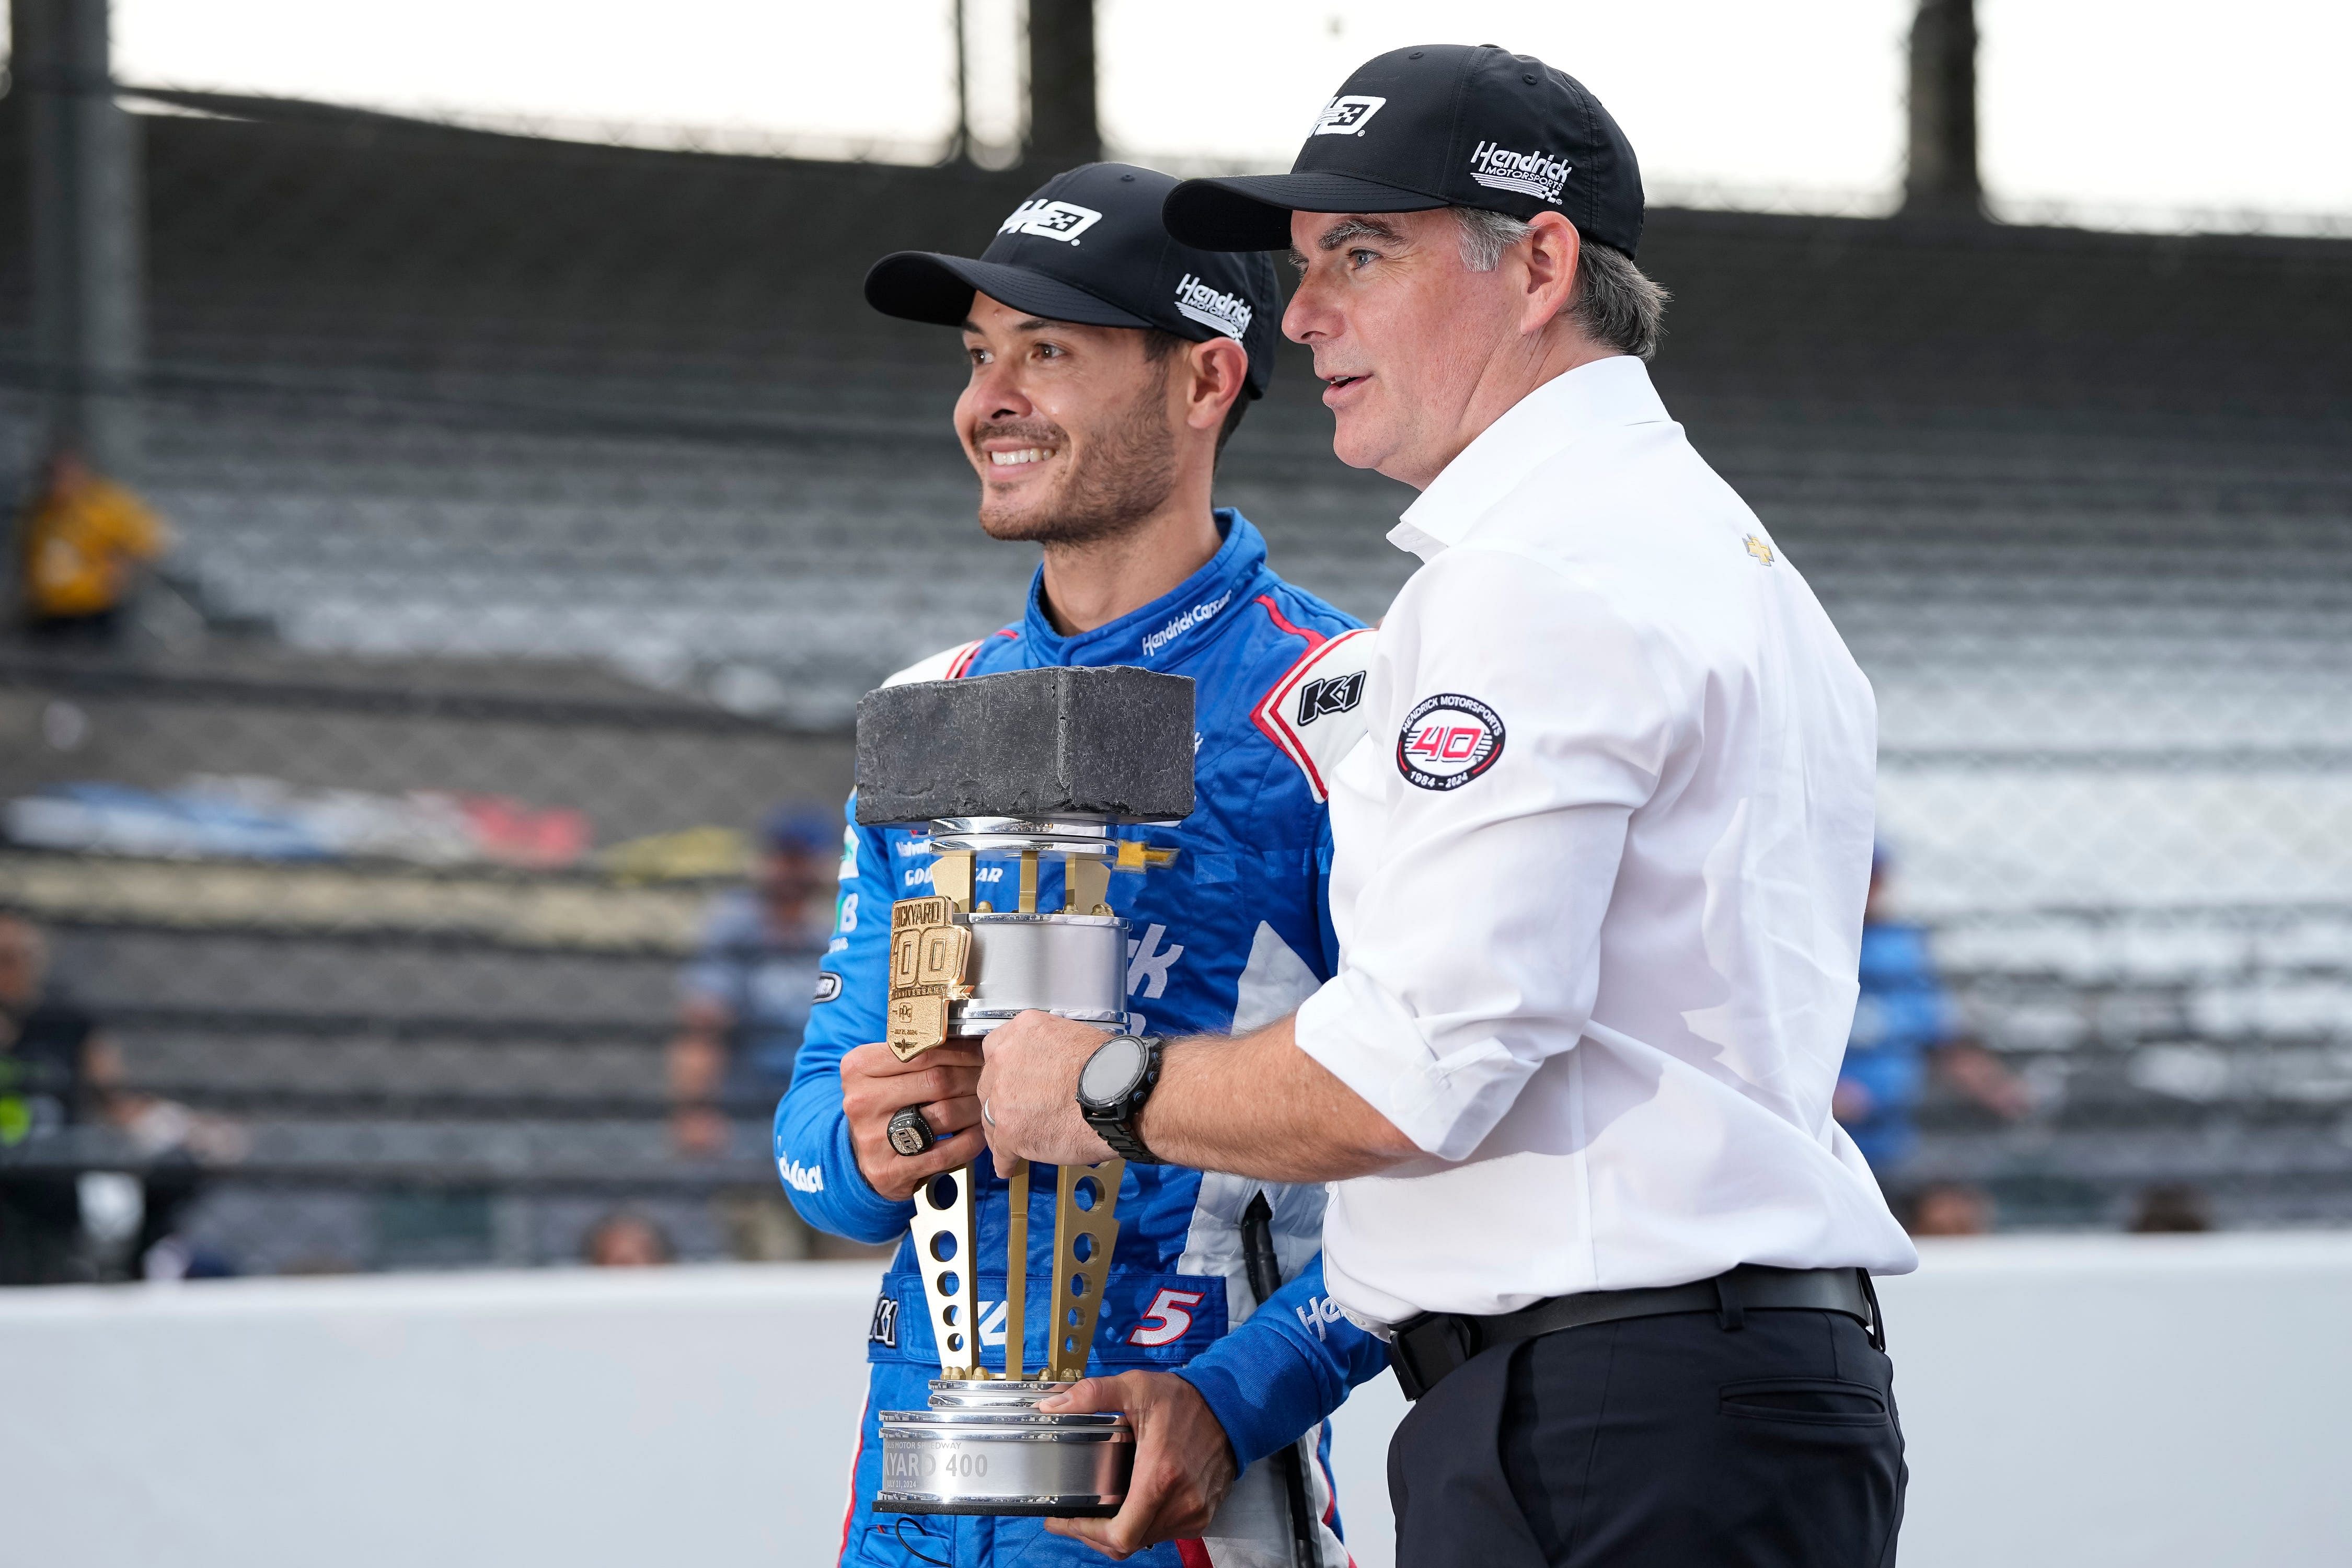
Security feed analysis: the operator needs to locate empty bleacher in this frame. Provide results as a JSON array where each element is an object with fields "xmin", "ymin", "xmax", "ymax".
[{"xmin": 1, "ymin": 92, "xmax": 2347, "ymax": 1262}]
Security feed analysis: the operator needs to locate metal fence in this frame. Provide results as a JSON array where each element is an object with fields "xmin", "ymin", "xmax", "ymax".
[{"xmin": 1, "ymin": 81, "xmax": 2348, "ymax": 1279}]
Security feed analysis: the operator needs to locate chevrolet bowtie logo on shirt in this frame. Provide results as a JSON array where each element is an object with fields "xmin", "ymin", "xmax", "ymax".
[
  {"xmin": 997, "ymin": 198, "xmax": 1104, "ymax": 245},
  {"xmin": 1745, "ymin": 535, "xmax": 1775, "ymax": 566}
]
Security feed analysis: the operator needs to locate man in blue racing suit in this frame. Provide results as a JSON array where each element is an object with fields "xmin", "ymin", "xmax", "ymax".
[{"xmin": 776, "ymin": 163, "xmax": 1390, "ymax": 1566}]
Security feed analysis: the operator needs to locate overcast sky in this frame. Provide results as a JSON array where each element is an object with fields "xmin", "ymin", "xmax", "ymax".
[{"xmin": 94, "ymin": 0, "xmax": 2352, "ymax": 230}]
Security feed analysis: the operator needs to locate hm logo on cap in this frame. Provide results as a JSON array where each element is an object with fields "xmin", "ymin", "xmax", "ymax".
[
  {"xmin": 1312, "ymin": 95, "xmax": 1387, "ymax": 135},
  {"xmin": 1469, "ymin": 140, "xmax": 1574, "ymax": 203},
  {"xmin": 999, "ymin": 198, "xmax": 1104, "ymax": 245},
  {"xmin": 1173, "ymin": 273, "xmax": 1253, "ymax": 340}
]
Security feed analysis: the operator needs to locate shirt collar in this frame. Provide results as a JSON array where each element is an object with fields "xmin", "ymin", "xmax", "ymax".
[
  {"xmin": 1389, "ymin": 355, "xmax": 1672, "ymax": 561},
  {"xmin": 1020, "ymin": 508, "xmax": 1267, "ymax": 667}
]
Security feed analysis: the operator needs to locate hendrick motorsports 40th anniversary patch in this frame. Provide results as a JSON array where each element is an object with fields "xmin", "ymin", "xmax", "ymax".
[{"xmin": 1397, "ymin": 694, "xmax": 1505, "ymax": 790}]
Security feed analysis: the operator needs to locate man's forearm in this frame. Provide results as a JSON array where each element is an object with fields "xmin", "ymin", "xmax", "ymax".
[{"xmin": 1136, "ymin": 1016, "xmax": 1417, "ymax": 1181}]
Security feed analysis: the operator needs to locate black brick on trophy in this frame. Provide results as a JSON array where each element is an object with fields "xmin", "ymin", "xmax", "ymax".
[{"xmin": 854, "ymin": 666, "xmax": 1196, "ymax": 826}]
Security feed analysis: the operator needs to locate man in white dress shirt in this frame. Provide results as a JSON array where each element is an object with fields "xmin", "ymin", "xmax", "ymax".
[{"xmin": 981, "ymin": 44, "xmax": 1917, "ymax": 1566}]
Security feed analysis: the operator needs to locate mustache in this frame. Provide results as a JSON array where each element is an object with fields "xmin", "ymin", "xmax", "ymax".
[{"xmin": 969, "ymin": 419, "xmax": 1067, "ymax": 449}]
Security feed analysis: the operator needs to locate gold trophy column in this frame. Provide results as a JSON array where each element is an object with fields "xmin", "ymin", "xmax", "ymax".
[
  {"xmin": 1001, "ymin": 1156, "xmax": 1029, "ymax": 1381},
  {"xmin": 888, "ymin": 840, "xmax": 1134, "ymax": 1385},
  {"xmin": 1048, "ymin": 1158, "xmax": 1125, "ymax": 1378}
]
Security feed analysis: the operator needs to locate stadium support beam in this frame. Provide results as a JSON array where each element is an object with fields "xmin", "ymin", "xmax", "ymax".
[
  {"xmin": 1904, "ymin": 0, "xmax": 1982, "ymax": 216},
  {"xmin": 947, "ymin": 0, "xmax": 972, "ymax": 165},
  {"xmin": 1025, "ymin": 0, "xmax": 1100, "ymax": 168},
  {"xmin": 14, "ymin": 0, "xmax": 146, "ymax": 475}
]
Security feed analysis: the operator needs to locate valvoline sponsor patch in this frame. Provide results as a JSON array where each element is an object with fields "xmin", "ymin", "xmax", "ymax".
[{"xmin": 1397, "ymin": 694, "xmax": 1505, "ymax": 790}]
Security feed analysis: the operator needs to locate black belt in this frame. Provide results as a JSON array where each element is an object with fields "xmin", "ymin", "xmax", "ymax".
[{"xmin": 1388, "ymin": 1264, "xmax": 1884, "ymax": 1401}]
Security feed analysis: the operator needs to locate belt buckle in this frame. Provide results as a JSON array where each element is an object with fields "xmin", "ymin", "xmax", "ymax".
[{"xmin": 1389, "ymin": 1311, "xmax": 1473, "ymax": 1401}]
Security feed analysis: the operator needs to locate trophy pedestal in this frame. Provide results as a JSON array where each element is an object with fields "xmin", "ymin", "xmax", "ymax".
[{"xmin": 875, "ymin": 1380, "xmax": 1135, "ymax": 1518}]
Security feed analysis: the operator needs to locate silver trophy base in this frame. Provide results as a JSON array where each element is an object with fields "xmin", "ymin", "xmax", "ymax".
[{"xmin": 875, "ymin": 1379, "xmax": 1134, "ymax": 1518}]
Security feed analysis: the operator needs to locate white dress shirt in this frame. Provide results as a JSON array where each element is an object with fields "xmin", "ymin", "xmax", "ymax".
[{"xmin": 1294, "ymin": 355, "xmax": 1919, "ymax": 1327}]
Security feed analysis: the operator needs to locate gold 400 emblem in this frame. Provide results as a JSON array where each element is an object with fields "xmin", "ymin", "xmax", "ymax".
[{"xmin": 886, "ymin": 896, "xmax": 971, "ymax": 1060}]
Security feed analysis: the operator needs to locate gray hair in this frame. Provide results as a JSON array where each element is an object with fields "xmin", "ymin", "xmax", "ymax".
[{"xmin": 1452, "ymin": 207, "xmax": 1669, "ymax": 361}]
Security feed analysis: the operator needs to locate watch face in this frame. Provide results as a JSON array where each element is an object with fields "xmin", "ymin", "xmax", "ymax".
[{"xmin": 1078, "ymin": 1036, "xmax": 1146, "ymax": 1108}]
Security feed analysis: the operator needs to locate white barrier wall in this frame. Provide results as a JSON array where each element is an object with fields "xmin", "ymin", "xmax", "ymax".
[{"xmin": 6, "ymin": 1233, "xmax": 2349, "ymax": 1568}]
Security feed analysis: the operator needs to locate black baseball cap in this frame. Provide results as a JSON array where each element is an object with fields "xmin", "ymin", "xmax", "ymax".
[
  {"xmin": 1164, "ymin": 44, "xmax": 1644, "ymax": 259},
  {"xmin": 865, "ymin": 162, "xmax": 1282, "ymax": 398}
]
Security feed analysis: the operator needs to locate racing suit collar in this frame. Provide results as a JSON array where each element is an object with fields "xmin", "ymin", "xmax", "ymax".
[{"xmin": 1021, "ymin": 509, "xmax": 1268, "ymax": 668}]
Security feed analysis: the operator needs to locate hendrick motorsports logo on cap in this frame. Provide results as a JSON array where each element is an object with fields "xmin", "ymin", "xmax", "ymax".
[
  {"xmin": 1397, "ymin": 693, "xmax": 1505, "ymax": 790},
  {"xmin": 1172, "ymin": 272, "xmax": 1253, "ymax": 340},
  {"xmin": 1312, "ymin": 94, "xmax": 1387, "ymax": 135},
  {"xmin": 998, "ymin": 198, "xmax": 1104, "ymax": 245},
  {"xmin": 1469, "ymin": 140, "xmax": 1574, "ymax": 203}
]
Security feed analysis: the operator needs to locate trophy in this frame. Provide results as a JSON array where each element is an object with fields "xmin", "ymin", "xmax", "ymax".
[{"xmin": 855, "ymin": 665, "xmax": 1195, "ymax": 1519}]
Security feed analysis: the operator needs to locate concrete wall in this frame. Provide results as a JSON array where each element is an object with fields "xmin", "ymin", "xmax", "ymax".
[{"xmin": 5, "ymin": 1233, "xmax": 2347, "ymax": 1567}]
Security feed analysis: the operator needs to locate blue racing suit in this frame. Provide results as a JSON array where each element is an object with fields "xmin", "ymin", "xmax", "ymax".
[{"xmin": 777, "ymin": 512, "xmax": 1392, "ymax": 1567}]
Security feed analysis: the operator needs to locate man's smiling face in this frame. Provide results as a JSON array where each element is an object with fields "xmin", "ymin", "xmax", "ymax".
[
  {"xmin": 954, "ymin": 292, "xmax": 1179, "ymax": 545},
  {"xmin": 1282, "ymin": 208, "xmax": 1525, "ymax": 488}
]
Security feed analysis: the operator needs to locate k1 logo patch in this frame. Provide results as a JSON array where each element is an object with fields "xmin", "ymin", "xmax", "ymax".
[
  {"xmin": 1295, "ymin": 670, "xmax": 1365, "ymax": 725},
  {"xmin": 1397, "ymin": 694, "xmax": 1505, "ymax": 790}
]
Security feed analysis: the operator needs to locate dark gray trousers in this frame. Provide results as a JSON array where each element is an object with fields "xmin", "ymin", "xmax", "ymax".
[{"xmin": 1388, "ymin": 1306, "xmax": 1906, "ymax": 1567}]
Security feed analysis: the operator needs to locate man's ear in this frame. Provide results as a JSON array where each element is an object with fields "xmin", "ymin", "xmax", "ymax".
[
  {"xmin": 1183, "ymin": 336, "xmax": 1251, "ymax": 434},
  {"xmin": 1518, "ymin": 211, "xmax": 1583, "ymax": 337}
]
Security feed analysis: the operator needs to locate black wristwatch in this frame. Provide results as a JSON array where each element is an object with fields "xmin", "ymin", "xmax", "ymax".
[{"xmin": 1076, "ymin": 1033, "xmax": 1166, "ymax": 1165}]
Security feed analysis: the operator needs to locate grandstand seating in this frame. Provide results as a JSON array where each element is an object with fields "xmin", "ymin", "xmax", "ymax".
[{"xmin": 0, "ymin": 93, "xmax": 2346, "ymax": 1263}]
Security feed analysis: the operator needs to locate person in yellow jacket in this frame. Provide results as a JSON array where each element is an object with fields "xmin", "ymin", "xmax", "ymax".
[{"xmin": 17, "ymin": 446, "xmax": 170, "ymax": 639}]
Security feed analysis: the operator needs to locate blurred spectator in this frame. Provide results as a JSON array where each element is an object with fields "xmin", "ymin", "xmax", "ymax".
[
  {"xmin": 1836, "ymin": 847, "xmax": 2029, "ymax": 1210},
  {"xmin": 582, "ymin": 1209, "xmax": 674, "ymax": 1267},
  {"xmin": 1903, "ymin": 1182, "xmax": 1996, "ymax": 1237},
  {"xmin": 0, "ymin": 915, "xmax": 244, "ymax": 1283},
  {"xmin": 2129, "ymin": 1183, "xmax": 2215, "ymax": 1233},
  {"xmin": 14, "ymin": 445, "xmax": 170, "ymax": 642},
  {"xmin": 670, "ymin": 808, "xmax": 835, "ymax": 1259},
  {"xmin": 669, "ymin": 808, "xmax": 835, "ymax": 1152}
]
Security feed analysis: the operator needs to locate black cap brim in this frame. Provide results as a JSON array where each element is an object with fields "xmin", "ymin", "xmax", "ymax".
[
  {"xmin": 1163, "ymin": 172, "xmax": 1449, "ymax": 252},
  {"xmin": 863, "ymin": 252, "xmax": 1153, "ymax": 331}
]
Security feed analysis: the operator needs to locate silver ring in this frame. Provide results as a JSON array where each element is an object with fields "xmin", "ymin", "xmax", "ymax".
[{"xmin": 982, "ymin": 1099, "xmax": 997, "ymax": 1128}]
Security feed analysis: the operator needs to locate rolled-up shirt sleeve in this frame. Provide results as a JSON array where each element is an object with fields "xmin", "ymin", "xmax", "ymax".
[{"xmin": 1294, "ymin": 545, "xmax": 1680, "ymax": 1161}]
